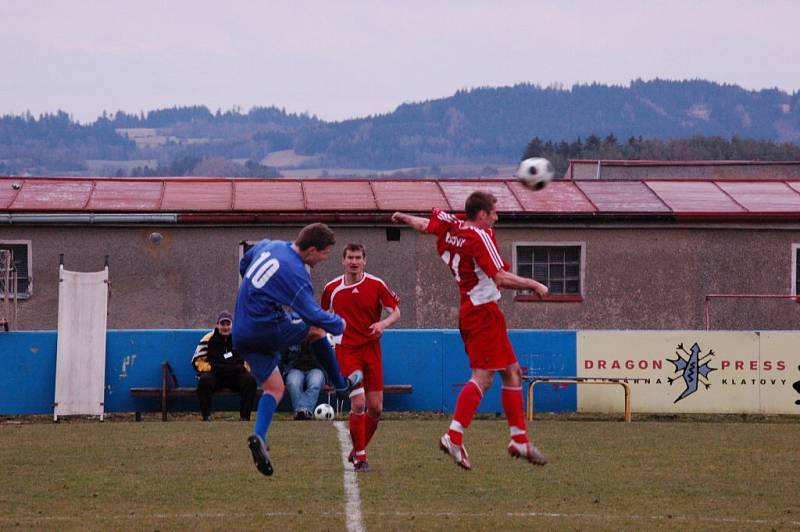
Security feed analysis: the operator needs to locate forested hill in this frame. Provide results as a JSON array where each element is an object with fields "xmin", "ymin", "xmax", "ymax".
[
  {"xmin": 326, "ymin": 79, "xmax": 799, "ymax": 168},
  {"xmin": 1, "ymin": 79, "xmax": 799, "ymax": 176}
]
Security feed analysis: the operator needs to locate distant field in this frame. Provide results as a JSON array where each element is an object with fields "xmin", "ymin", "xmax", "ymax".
[
  {"xmin": 261, "ymin": 149, "xmax": 319, "ymax": 168},
  {"xmin": 115, "ymin": 128, "xmax": 175, "ymax": 148},
  {"xmin": 1, "ymin": 415, "xmax": 799, "ymax": 530}
]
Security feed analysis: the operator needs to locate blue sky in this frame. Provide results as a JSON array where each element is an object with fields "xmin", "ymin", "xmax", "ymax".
[{"xmin": 2, "ymin": 1, "xmax": 798, "ymax": 123}]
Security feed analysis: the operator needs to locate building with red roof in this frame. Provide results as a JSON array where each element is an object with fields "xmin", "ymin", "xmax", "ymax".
[{"xmin": 2, "ymin": 168, "xmax": 800, "ymax": 331}]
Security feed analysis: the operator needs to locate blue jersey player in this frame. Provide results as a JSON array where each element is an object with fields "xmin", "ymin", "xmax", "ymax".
[{"xmin": 234, "ymin": 223, "xmax": 362, "ymax": 476}]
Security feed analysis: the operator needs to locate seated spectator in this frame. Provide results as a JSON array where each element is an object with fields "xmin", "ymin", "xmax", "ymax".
[
  {"xmin": 281, "ymin": 339, "xmax": 327, "ymax": 420},
  {"xmin": 192, "ymin": 311, "xmax": 257, "ymax": 421}
]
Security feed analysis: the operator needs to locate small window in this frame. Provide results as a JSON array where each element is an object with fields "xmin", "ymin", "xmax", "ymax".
[
  {"xmin": 0, "ymin": 241, "xmax": 32, "ymax": 298},
  {"xmin": 793, "ymin": 244, "xmax": 800, "ymax": 296},
  {"xmin": 513, "ymin": 242, "xmax": 584, "ymax": 302}
]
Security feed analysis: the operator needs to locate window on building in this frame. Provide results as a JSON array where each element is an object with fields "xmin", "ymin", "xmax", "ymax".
[
  {"xmin": 0, "ymin": 242, "xmax": 32, "ymax": 298},
  {"xmin": 513, "ymin": 243, "xmax": 584, "ymax": 301},
  {"xmin": 793, "ymin": 244, "xmax": 800, "ymax": 296}
]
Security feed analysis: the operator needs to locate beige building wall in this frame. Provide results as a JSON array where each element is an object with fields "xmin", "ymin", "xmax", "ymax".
[{"xmin": 2, "ymin": 222, "xmax": 799, "ymax": 331}]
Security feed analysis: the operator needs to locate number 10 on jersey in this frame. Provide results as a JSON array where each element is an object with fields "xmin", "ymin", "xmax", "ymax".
[{"xmin": 245, "ymin": 252, "xmax": 280, "ymax": 288}]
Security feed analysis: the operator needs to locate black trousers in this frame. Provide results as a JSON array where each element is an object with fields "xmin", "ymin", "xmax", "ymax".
[{"xmin": 197, "ymin": 370, "xmax": 258, "ymax": 420}]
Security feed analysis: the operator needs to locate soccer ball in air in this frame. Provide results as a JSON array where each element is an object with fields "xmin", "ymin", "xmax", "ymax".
[
  {"xmin": 314, "ymin": 403, "xmax": 335, "ymax": 420},
  {"xmin": 516, "ymin": 157, "xmax": 555, "ymax": 191}
]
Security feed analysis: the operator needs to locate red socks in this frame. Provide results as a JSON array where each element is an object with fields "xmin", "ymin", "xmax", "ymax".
[
  {"xmin": 502, "ymin": 386, "xmax": 529, "ymax": 444},
  {"xmin": 364, "ymin": 412, "xmax": 380, "ymax": 447},
  {"xmin": 350, "ymin": 408, "xmax": 381, "ymax": 462},
  {"xmin": 448, "ymin": 380, "xmax": 483, "ymax": 446},
  {"xmin": 349, "ymin": 411, "xmax": 367, "ymax": 459}
]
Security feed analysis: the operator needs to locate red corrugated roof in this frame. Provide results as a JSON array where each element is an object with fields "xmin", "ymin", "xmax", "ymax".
[
  {"xmin": 439, "ymin": 181, "xmax": 522, "ymax": 212},
  {"xmin": 162, "ymin": 181, "xmax": 233, "ymax": 211},
  {"xmin": 576, "ymin": 181, "xmax": 669, "ymax": 213},
  {"xmin": 303, "ymin": 180, "xmax": 377, "ymax": 211},
  {"xmin": 87, "ymin": 180, "xmax": 163, "ymax": 211},
  {"xmin": 512, "ymin": 181, "xmax": 596, "ymax": 213},
  {"xmin": 643, "ymin": 181, "xmax": 746, "ymax": 214},
  {"xmin": 715, "ymin": 181, "xmax": 800, "ymax": 213},
  {"xmin": 3, "ymin": 176, "xmax": 800, "ymax": 220},
  {"xmin": 233, "ymin": 181, "xmax": 305, "ymax": 211},
  {"xmin": 12, "ymin": 179, "xmax": 94, "ymax": 211},
  {"xmin": 371, "ymin": 180, "xmax": 451, "ymax": 211}
]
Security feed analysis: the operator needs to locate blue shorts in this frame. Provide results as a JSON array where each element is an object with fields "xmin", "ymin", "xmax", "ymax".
[
  {"xmin": 235, "ymin": 313, "xmax": 311, "ymax": 383},
  {"xmin": 242, "ymin": 352, "xmax": 281, "ymax": 384}
]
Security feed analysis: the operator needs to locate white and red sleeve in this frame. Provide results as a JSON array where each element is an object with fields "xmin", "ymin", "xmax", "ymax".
[{"xmin": 469, "ymin": 227, "xmax": 505, "ymax": 278}]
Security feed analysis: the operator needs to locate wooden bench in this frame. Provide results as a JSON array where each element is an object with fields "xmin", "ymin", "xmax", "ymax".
[
  {"xmin": 524, "ymin": 376, "xmax": 632, "ymax": 422},
  {"xmin": 130, "ymin": 361, "xmax": 412, "ymax": 421}
]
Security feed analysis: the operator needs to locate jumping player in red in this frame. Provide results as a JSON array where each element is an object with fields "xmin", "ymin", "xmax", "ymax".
[
  {"xmin": 321, "ymin": 243, "xmax": 401, "ymax": 472},
  {"xmin": 392, "ymin": 191, "xmax": 549, "ymax": 470}
]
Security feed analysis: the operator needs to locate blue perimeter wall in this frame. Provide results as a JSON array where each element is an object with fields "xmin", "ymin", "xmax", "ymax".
[{"xmin": 0, "ymin": 329, "xmax": 576, "ymax": 416}]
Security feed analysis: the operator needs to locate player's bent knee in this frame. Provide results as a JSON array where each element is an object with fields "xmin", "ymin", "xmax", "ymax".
[
  {"xmin": 262, "ymin": 381, "xmax": 285, "ymax": 400},
  {"xmin": 350, "ymin": 392, "xmax": 366, "ymax": 414}
]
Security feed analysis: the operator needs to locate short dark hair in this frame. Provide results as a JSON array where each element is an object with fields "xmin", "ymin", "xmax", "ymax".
[
  {"xmin": 295, "ymin": 223, "xmax": 336, "ymax": 251},
  {"xmin": 342, "ymin": 243, "xmax": 366, "ymax": 258},
  {"xmin": 465, "ymin": 191, "xmax": 497, "ymax": 220}
]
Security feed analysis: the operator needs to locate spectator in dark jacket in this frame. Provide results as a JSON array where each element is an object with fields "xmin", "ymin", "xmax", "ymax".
[{"xmin": 192, "ymin": 311, "xmax": 257, "ymax": 421}]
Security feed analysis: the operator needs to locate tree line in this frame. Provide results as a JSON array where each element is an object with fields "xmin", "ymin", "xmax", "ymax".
[{"xmin": 522, "ymin": 135, "xmax": 800, "ymax": 176}]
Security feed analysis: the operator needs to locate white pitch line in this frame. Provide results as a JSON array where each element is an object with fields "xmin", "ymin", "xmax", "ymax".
[{"xmin": 334, "ymin": 420, "xmax": 365, "ymax": 532}]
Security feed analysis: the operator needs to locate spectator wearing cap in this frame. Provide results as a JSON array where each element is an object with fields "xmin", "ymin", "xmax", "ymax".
[{"xmin": 192, "ymin": 311, "xmax": 257, "ymax": 421}]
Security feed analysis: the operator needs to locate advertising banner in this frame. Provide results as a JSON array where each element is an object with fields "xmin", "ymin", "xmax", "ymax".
[{"xmin": 578, "ymin": 331, "xmax": 800, "ymax": 414}]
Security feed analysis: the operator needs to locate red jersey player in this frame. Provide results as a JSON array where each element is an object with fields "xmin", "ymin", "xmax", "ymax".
[
  {"xmin": 392, "ymin": 191, "xmax": 549, "ymax": 470},
  {"xmin": 321, "ymin": 243, "xmax": 401, "ymax": 472}
]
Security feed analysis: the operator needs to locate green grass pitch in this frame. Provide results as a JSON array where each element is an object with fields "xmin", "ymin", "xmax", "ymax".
[{"xmin": 1, "ymin": 414, "xmax": 799, "ymax": 530}]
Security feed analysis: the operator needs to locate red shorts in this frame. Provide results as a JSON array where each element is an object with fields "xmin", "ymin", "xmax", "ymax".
[
  {"xmin": 459, "ymin": 302, "xmax": 517, "ymax": 370},
  {"xmin": 335, "ymin": 341, "xmax": 383, "ymax": 393}
]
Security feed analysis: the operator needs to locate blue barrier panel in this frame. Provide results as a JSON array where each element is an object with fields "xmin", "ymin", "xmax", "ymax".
[
  {"xmin": 510, "ymin": 330, "xmax": 577, "ymax": 414},
  {"xmin": 441, "ymin": 330, "xmax": 492, "ymax": 412},
  {"xmin": 382, "ymin": 330, "xmax": 445, "ymax": 411},
  {"xmin": 0, "ymin": 329, "xmax": 578, "ymax": 416},
  {"xmin": 0, "ymin": 331, "xmax": 57, "ymax": 414},
  {"xmin": 105, "ymin": 329, "xmax": 207, "ymax": 414},
  {"xmin": 442, "ymin": 330, "xmax": 578, "ymax": 414}
]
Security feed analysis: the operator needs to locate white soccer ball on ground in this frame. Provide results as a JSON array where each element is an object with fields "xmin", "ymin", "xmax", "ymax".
[
  {"xmin": 314, "ymin": 403, "xmax": 335, "ymax": 420},
  {"xmin": 516, "ymin": 157, "xmax": 555, "ymax": 191}
]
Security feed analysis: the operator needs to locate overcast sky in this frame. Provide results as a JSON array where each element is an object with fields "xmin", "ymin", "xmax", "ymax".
[{"xmin": 2, "ymin": 1, "xmax": 798, "ymax": 124}]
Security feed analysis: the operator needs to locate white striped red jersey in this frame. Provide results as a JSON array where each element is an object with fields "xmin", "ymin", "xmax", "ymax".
[
  {"xmin": 426, "ymin": 208, "xmax": 510, "ymax": 307},
  {"xmin": 321, "ymin": 273, "xmax": 400, "ymax": 348}
]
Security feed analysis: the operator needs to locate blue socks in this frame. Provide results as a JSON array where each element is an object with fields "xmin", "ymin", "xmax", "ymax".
[
  {"xmin": 310, "ymin": 337, "xmax": 347, "ymax": 389},
  {"xmin": 254, "ymin": 393, "xmax": 277, "ymax": 441}
]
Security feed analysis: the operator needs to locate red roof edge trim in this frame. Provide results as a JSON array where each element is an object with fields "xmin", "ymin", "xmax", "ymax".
[{"xmin": 672, "ymin": 212, "xmax": 800, "ymax": 222}]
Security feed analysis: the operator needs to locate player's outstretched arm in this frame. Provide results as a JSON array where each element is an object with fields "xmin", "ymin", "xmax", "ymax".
[
  {"xmin": 290, "ymin": 285, "xmax": 346, "ymax": 336},
  {"xmin": 494, "ymin": 270, "xmax": 549, "ymax": 297},
  {"xmin": 391, "ymin": 212, "xmax": 429, "ymax": 234}
]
